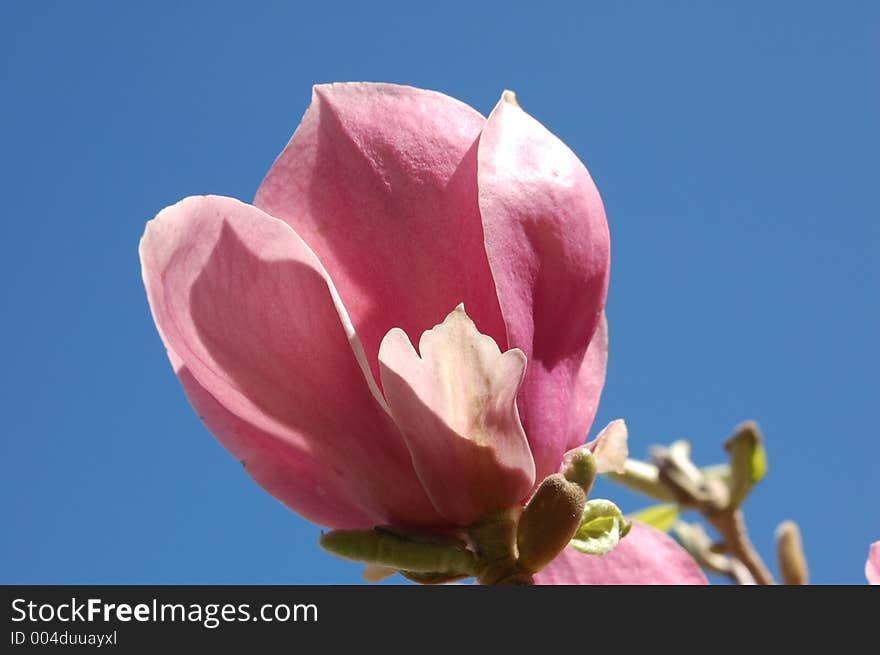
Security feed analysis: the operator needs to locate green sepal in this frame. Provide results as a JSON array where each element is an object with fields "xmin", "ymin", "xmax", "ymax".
[
  {"xmin": 724, "ymin": 422, "xmax": 767, "ymax": 508},
  {"xmin": 570, "ymin": 498, "xmax": 630, "ymax": 555},
  {"xmin": 319, "ymin": 528, "xmax": 477, "ymax": 576},
  {"xmin": 627, "ymin": 503, "xmax": 680, "ymax": 532}
]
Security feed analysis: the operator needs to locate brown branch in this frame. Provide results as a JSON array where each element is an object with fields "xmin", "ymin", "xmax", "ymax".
[{"xmin": 705, "ymin": 509, "xmax": 775, "ymax": 585}]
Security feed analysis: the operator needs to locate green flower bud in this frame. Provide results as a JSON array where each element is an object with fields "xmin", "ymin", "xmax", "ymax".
[
  {"xmin": 562, "ymin": 448, "xmax": 598, "ymax": 495},
  {"xmin": 775, "ymin": 520, "xmax": 808, "ymax": 585},
  {"xmin": 724, "ymin": 421, "xmax": 768, "ymax": 509}
]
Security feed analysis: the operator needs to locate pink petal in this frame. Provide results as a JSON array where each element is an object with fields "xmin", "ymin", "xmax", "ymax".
[
  {"xmin": 533, "ymin": 522, "xmax": 709, "ymax": 585},
  {"xmin": 478, "ymin": 92, "xmax": 611, "ymax": 482},
  {"xmin": 175, "ymin": 366, "xmax": 372, "ymax": 528},
  {"xmin": 254, "ymin": 83, "xmax": 507, "ymax": 382},
  {"xmin": 567, "ymin": 313, "xmax": 609, "ymax": 451},
  {"xmin": 585, "ymin": 418, "xmax": 629, "ymax": 474},
  {"xmin": 139, "ymin": 195, "xmax": 441, "ymax": 529},
  {"xmin": 867, "ymin": 541, "xmax": 880, "ymax": 584},
  {"xmin": 378, "ymin": 305, "xmax": 535, "ymax": 525},
  {"xmin": 561, "ymin": 418, "xmax": 628, "ymax": 476}
]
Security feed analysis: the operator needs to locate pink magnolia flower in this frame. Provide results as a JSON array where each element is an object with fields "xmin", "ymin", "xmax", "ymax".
[
  {"xmin": 140, "ymin": 82, "xmax": 703, "ymax": 583},
  {"xmin": 867, "ymin": 541, "xmax": 879, "ymax": 584}
]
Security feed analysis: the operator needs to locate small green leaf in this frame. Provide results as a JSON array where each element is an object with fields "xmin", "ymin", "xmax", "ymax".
[
  {"xmin": 627, "ymin": 503, "xmax": 680, "ymax": 532},
  {"xmin": 724, "ymin": 422, "xmax": 768, "ymax": 508},
  {"xmin": 570, "ymin": 499, "xmax": 629, "ymax": 555}
]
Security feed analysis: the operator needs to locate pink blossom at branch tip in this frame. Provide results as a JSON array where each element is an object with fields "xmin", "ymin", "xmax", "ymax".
[
  {"xmin": 533, "ymin": 522, "xmax": 709, "ymax": 585},
  {"xmin": 867, "ymin": 542, "xmax": 880, "ymax": 584},
  {"xmin": 140, "ymin": 83, "xmax": 609, "ymax": 532}
]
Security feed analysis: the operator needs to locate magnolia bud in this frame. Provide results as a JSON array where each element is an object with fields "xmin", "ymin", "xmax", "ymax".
[
  {"xmin": 562, "ymin": 448, "xmax": 598, "ymax": 495},
  {"xmin": 516, "ymin": 474, "xmax": 587, "ymax": 573},
  {"xmin": 775, "ymin": 520, "xmax": 808, "ymax": 585}
]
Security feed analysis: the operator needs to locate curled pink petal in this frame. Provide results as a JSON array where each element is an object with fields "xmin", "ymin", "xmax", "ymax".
[
  {"xmin": 533, "ymin": 522, "xmax": 708, "ymax": 585},
  {"xmin": 378, "ymin": 305, "xmax": 535, "ymax": 525},
  {"xmin": 867, "ymin": 542, "xmax": 880, "ymax": 584},
  {"xmin": 478, "ymin": 91, "xmax": 611, "ymax": 482},
  {"xmin": 139, "ymin": 195, "xmax": 441, "ymax": 529},
  {"xmin": 255, "ymin": 83, "xmax": 507, "ymax": 381}
]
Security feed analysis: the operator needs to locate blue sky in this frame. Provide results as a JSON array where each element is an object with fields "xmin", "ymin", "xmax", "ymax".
[{"xmin": 1, "ymin": 1, "xmax": 876, "ymax": 584}]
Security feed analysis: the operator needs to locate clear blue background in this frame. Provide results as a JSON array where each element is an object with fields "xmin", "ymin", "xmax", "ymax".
[{"xmin": 1, "ymin": 1, "xmax": 876, "ymax": 584}]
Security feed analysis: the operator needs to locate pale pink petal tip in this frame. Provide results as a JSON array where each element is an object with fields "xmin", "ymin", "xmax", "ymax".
[
  {"xmin": 533, "ymin": 522, "xmax": 709, "ymax": 585},
  {"xmin": 867, "ymin": 541, "xmax": 880, "ymax": 585},
  {"xmin": 561, "ymin": 418, "xmax": 628, "ymax": 475},
  {"xmin": 379, "ymin": 304, "xmax": 536, "ymax": 525}
]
